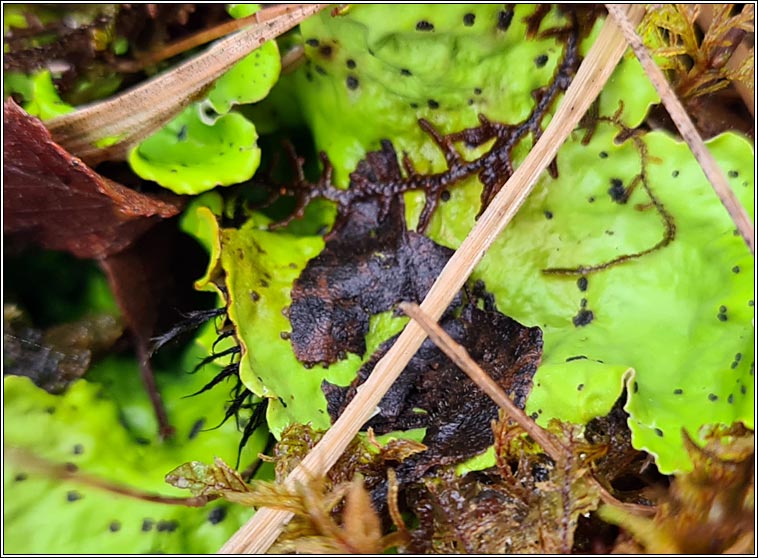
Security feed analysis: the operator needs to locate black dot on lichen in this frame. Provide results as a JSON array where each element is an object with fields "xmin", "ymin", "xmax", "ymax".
[
  {"xmin": 14, "ymin": 473, "xmax": 27, "ymax": 482},
  {"xmin": 305, "ymin": 38, "xmax": 319, "ymax": 47},
  {"xmin": 572, "ymin": 309, "xmax": 594, "ymax": 327},
  {"xmin": 728, "ymin": 394, "xmax": 734, "ymax": 404},
  {"xmin": 314, "ymin": 65, "xmax": 327, "ymax": 76},
  {"xmin": 346, "ymin": 59, "xmax": 356, "ymax": 69},
  {"xmin": 673, "ymin": 388, "xmax": 683, "ymax": 395},
  {"xmin": 142, "ymin": 519, "xmax": 154, "ymax": 532},
  {"xmin": 577, "ymin": 277, "xmax": 588, "ymax": 292},
  {"xmin": 410, "ymin": 102, "xmax": 418, "ymax": 109},
  {"xmin": 732, "ymin": 265, "xmax": 740, "ymax": 273},
  {"xmin": 441, "ymin": 190, "xmax": 451, "ymax": 202},
  {"xmin": 156, "ymin": 520, "xmax": 179, "ymax": 533},
  {"xmin": 64, "ymin": 462, "xmax": 78, "ymax": 473},
  {"xmin": 400, "ymin": 68, "xmax": 412, "ymax": 76},
  {"xmin": 731, "ymin": 360, "xmax": 739, "ymax": 370},
  {"xmin": 463, "ymin": 13, "xmax": 475, "ymax": 26},
  {"xmin": 633, "ymin": 381, "xmax": 639, "ymax": 393},
  {"xmin": 319, "ymin": 45, "xmax": 332, "ymax": 57},
  {"xmin": 416, "ymin": 20, "xmax": 434, "ymax": 31},
  {"xmin": 741, "ymin": 385, "xmax": 747, "ymax": 394},
  {"xmin": 728, "ymin": 170, "xmax": 739, "ymax": 178},
  {"xmin": 427, "ymin": 99, "xmax": 439, "ymax": 109},
  {"xmin": 654, "ymin": 428, "xmax": 664, "ymax": 437},
  {"xmin": 749, "ymin": 300, "xmax": 754, "ymax": 307},
  {"xmin": 530, "ymin": 412, "xmax": 539, "ymax": 420},
  {"xmin": 67, "ymin": 491, "xmax": 82, "ymax": 502},
  {"xmin": 672, "ymin": 170, "xmax": 680, "ymax": 177},
  {"xmin": 250, "ymin": 291, "xmax": 260, "ymax": 302},
  {"xmin": 109, "ymin": 521, "xmax": 121, "ymax": 533},
  {"xmin": 346, "ymin": 75, "xmax": 359, "ymax": 90},
  {"xmin": 467, "ymin": 98, "xmax": 474, "ymax": 105},
  {"xmin": 177, "ymin": 125, "xmax": 187, "ymax": 141},
  {"xmin": 708, "ymin": 393, "xmax": 718, "ymax": 401},
  {"xmin": 544, "ymin": 210, "xmax": 553, "ymax": 219},
  {"xmin": 473, "ymin": 87, "xmax": 482, "ymax": 95},
  {"xmin": 599, "ymin": 151, "xmax": 608, "ymax": 159},
  {"xmin": 497, "ymin": 9, "xmax": 513, "ymax": 31},
  {"xmin": 280, "ymin": 331, "xmax": 291, "ymax": 340},
  {"xmin": 208, "ymin": 507, "xmax": 227, "ymax": 525},
  {"xmin": 72, "ymin": 444, "xmax": 84, "ymax": 455},
  {"xmin": 588, "ymin": 196, "xmax": 596, "ymax": 203},
  {"xmin": 735, "ymin": 353, "xmax": 742, "ymax": 362},
  {"xmin": 577, "ymin": 383, "xmax": 584, "ymax": 391},
  {"xmin": 608, "ymin": 178, "xmax": 625, "ymax": 202},
  {"xmin": 534, "ymin": 54, "xmax": 548, "ymax": 67}
]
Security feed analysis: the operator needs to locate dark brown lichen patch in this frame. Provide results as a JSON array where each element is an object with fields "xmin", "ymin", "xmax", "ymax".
[
  {"xmin": 323, "ymin": 287, "xmax": 542, "ymax": 481},
  {"xmin": 290, "ymin": 198, "xmax": 455, "ymax": 366},
  {"xmin": 608, "ymin": 178, "xmax": 626, "ymax": 203}
]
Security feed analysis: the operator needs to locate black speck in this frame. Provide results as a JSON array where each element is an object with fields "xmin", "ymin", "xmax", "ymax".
[
  {"xmin": 566, "ymin": 355, "xmax": 588, "ymax": 362},
  {"xmin": 572, "ymin": 309, "xmax": 594, "ymax": 327},
  {"xmin": 177, "ymin": 125, "xmax": 188, "ymax": 141},
  {"xmin": 654, "ymin": 428, "xmax": 663, "ymax": 437},
  {"xmin": 441, "ymin": 190, "xmax": 451, "ymax": 202},
  {"xmin": 135, "ymin": 437, "xmax": 150, "ymax": 446},
  {"xmin": 410, "ymin": 102, "xmax": 418, "ymax": 109},
  {"xmin": 109, "ymin": 521, "xmax": 121, "ymax": 533},
  {"xmin": 719, "ymin": 305, "xmax": 727, "ymax": 313},
  {"xmin": 608, "ymin": 178, "xmax": 626, "ymax": 203},
  {"xmin": 580, "ymin": 298, "xmax": 588, "ymax": 308},
  {"xmin": 735, "ymin": 353, "xmax": 743, "ymax": 362},
  {"xmin": 673, "ymin": 388, "xmax": 683, "ymax": 395},
  {"xmin": 633, "ymin": 381, "xmax": 639, "ymax": 393},
  {"xmin": 305, "ymin": 38, "xmax": 319, "ymax": 47},
  {"xmin": 45, "ymin": 406, "xmax": 55, "ymax": 414},
  {"xmin": 156, "ymin": 520, "xmax": 179, "ymax": 533},
  {"xmin": 400, "ymin": 68, "xmax": 412, "ymax": 76},
  {"xmin": 534, "ymin": 54, "xmax": 548, "ymax": 67},
  {"xmin": 544, "ymin": 210, "xmax": 553, "ymax": 219},
  {"xmin": 731, "ymin": 360, "xmax": 739, "ymax": 370},
  {"xmin": 728, "ymin": 170, "xmax": 739, "ymax": 178},
  {"xmin": 741, "ymin": 385, "xmax": 747, "ymax": 394},
  {"xmin": 717, "ymin": 314, "xmax": 727, "ymax": 322},
  {"xmin": 346, "ymin": 75, "xmax": 359, "ymax": 90},
  {"xmin": 280, "ymin": 331, "xmax": 291, "ymax": 340},
  {"xmin": 577, "ymin": 383, "xmax": 584, "ymax": 391},
  {"xmin": 346, "ymin": 59, "xmax": 356, "ymax": 69},
  {"xmin": 72, "ymin": 444, "xmax": 84, "ymax": 455},
  {"xmin": 473, "ymin": 87, "xmax": 482, "ymax": 95},
  {"xmin": 467, "ymin": 98, "xmax": 474, "ymax": 105},
  {"xmin": 67, "ymin": 491, "xmax": 83, "ymax": 502},
  {"xmin": 208, "ymin": 507, "xmax": 227, "ymax": 525},
  {"xmin": 188, "ymin": 418, "xmax": 205, "ymax": 440},
  {"xmin": 497, "ymin": 9, "xmax": 513, "ymax": 31},
  {"xmin": 427, "ymin": 99, "xmax": 439, "ymax": 109},
  {"xmin": 672, "ymin": 170, "xmax": 679, "ymax": 177},
  {"xmin": 577, "ymin": 277, "xmax": 588, "ymax": 292},
  {"xmin": 599, "ymin": 151, "xmax": 608, "ymax": 159},
  {"xmin": 305, "ymin": 71, "xmax": 313, "ymax": 82},
  {"xmin": 14, "ymin": 473, "xmax": 27, "ymax": 482},
  {"xmin": 463, "ymin": 13, "xmax": 475, "ymax": 26},
  {"xmin": 728, "ymin": 394, "xmax": 734, "ymax": 404},
  {"xmin": 732, "ymin": 265, "xmax": 740, "ymax": 273},
  {"xmin": 64, "ymin": 462, "xmax": 78, "ymax": 473},
  {"xmin": 588, "ymin": 196, "xmax": 595, "ymax": 203},
  {"xmin": 260, "ymin": 278, "xmax": 269, "ymax": 288},
  {"xmin": 416, "ymin": 20, "xmax": 434, "ymax": 31},
  {"xmin": 142, "ymin": 519, "xmax": 154, "ymax": 532},
  {"xmin": 314, "ymin": 65, "xmax": 327, "ymax": 76},
  {"xmin": 319, "ymin": 45, "xmax": 332, "ymax": 57},
  {"xmin": 250, "ymin": 291, "xmax": 260, "ymax": 302},
  {"xmin": 530, "ymin": 412, "xmax": 539, "ymax": 420},
  {"xmin": 708, "ymin": 393, "xmax": 718, "ymax": 401},
  {"xmin": 749, "ymin": 300, "xmax": 754, "ymax": 307}
]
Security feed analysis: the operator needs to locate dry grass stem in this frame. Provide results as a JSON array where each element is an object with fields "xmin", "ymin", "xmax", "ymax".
[
  {"xmin": 46, "ymin": 4, "xmax": 328, "ymax": 165},
  {"xmin": 218, "ymin": 6, "xmax": 646, "ymax": 553},
  {"xmin": 606, "ymin": 4, "xmax": 754, "ymax": 254}
]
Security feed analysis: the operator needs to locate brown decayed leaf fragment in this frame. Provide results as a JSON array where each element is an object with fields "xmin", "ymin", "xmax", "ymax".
[
  {"xmin": 289, "ymin": 197, "xmax": 456, "ymax": 367},
  {"xmin": 3, "ymin": 98, "xmax": 183, "ymax": 260},
  {"xmin": 322, "ymin": 283, "xmax": 542, "ymax": 485}
]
